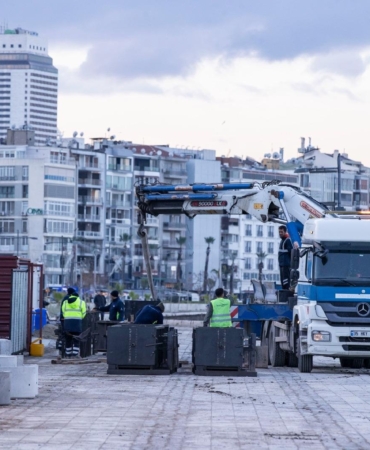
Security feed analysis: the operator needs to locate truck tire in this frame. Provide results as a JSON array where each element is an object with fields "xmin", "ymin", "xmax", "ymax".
[
  {"xmin": 286, "ymin": 352, "xmax": 299, "ymax": 368},
  {"xmin": 297, "ymin": 338, "xmax": 313, "ymax": 373},
  {"xmin": 340, "ymin": 358, "xmax": 352, "ymax": 368},
  {"xmin": 351, "ymin": 358, "xmax": 364, "ymax": 369},
  {"xmin": 268, "ymin": 324, "xmax": 285, "ymax": 367}
]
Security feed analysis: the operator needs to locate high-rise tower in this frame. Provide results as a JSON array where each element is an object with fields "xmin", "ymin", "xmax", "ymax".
[{"xmin": 0, "ymin": 27, "xmax": 58, "ymax": 145}]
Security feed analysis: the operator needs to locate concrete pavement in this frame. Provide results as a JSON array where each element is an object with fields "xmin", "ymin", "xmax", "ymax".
[{"xmin": 1, "ymin": 327, "xmax": 370, "ymax": 449}]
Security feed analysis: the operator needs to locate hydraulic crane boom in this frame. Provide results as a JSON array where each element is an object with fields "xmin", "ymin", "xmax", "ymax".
[{"xmin": 136, "ymin": 181, "xmax": 333, "ymax": 247}]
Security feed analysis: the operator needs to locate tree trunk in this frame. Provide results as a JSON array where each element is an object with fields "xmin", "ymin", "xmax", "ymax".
[{"xmin": 203, "ymin": 246, "xmax": 210, "ymax": 292}]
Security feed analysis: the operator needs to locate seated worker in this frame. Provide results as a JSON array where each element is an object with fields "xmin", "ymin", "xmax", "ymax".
[
  {"xmin": 94, "ymin": 290, "xmax": 125, "ymax": 321},
  {"xmin": 134, "ymin": 302, "xmax": 165, "ymax": 324},
  {"xmin": 203, "ymin": 287, "xmax": 232, "ymax": 327}
]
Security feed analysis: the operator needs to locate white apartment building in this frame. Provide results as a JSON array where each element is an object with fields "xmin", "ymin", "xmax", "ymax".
[{"xmin": 0, "ymin": 27, "xmax": 58, "ymax": 145}]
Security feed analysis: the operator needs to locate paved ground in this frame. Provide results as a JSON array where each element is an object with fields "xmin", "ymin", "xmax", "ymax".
[{"xmin": 1, "ymin": 327, "xmax": 370, "ymax": 450}]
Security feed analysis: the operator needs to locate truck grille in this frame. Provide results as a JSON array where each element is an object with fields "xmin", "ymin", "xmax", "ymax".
[
  {"xmin": 342, "ymin": 345, "xmax": 370, "ymax": 352},
  {"xmin": 321, "ymin": 301, "xmax": 370, "ymax": 326}
]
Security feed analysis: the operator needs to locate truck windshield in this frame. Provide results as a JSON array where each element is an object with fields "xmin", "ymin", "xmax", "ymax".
[{"xmin": 314, "ymin": 250, "xmax": 370, "ymax": 286}]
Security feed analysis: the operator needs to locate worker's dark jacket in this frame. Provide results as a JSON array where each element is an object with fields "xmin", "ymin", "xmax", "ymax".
[
  {"xmin": 98, "ymin": 298, "xmax": 125, "ymax": 321},
  {"xmin": 278, "ymin": 235, "xmax": 293, "ymax": 267},
  {"xmin": 94, "ymin": 294, "xmax": 106, "ymax": 308},
  {"xmin": 134, "ymin": 305, "xmax": 163, "ymax": 325}
]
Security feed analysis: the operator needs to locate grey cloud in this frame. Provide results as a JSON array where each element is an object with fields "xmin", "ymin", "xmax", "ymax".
[
  {"xmin": 311, "ymin": 51, "xmax": 366, "ymax": 77},
  {"xmin": 3, "ymin": 0, "xmax": 370, "ymax": 81}
]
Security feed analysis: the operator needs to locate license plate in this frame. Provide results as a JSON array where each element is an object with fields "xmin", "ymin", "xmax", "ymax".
[{"xmin": 350, "ymin": 330, "xmax": 370, "ymax": 337}]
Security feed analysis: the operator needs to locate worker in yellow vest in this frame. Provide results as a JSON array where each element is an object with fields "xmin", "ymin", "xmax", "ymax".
[
  {"xmin": 61, "ymin": 288, "xmax": 86, "ymax": 357},
  {"xmin": 203, "ymin": 287, "xmax": 232, "ymax": 327}
]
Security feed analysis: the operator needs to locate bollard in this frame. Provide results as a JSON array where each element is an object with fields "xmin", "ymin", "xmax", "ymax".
[{"xmin": 0, "ymin": 371, "xmax": 11, "ymax": 405}]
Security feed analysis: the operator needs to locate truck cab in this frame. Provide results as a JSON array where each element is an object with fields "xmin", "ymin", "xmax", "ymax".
[{"xmin": 292, "ymin": 218, "xmax": 370, "ymax": 370}]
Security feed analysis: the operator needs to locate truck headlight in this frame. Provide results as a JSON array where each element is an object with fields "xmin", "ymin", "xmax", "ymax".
[{"xmin": 312, "ymin": 331, "xmax": 331, "ymax": 342}]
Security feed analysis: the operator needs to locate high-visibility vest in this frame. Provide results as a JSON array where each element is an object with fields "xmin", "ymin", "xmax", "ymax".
[
  {"xmin": 62, "ymin": 296, "xmax": 86, "ymax": 320},
  {"xmin": 210, "ymin": 298, "xmax": 232, "ymax": 327}
]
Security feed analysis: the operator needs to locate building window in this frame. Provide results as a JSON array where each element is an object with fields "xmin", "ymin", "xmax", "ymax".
[
  {"xmin": 22, "ymin": 166, "xmax": 29, "ymax": 180},
  {"xmin": 10, "ymin": 44, "xmax": 13, "ymax": 48},
  {"xmin": 0, "ymin": 166, "xmax": 15, "ymax": 180},
  {"xmin": 0, "ymin": 220, "xmax": 14, "ymax": 233},
  {"xmin": 268, "ymin": 226, "xmax": 274, "ymax": 238},
  {"xmin": 256, "ymin": 241, "xmax": 263, "ymax": 253},
  {"xmin": 0, "ymin": 186, "xmax": 14, "ymax": 198},
  {"xmin": 244, "ymin": 258, "xmax": 252, "ymax": 270},
  {"xmin": 267, "ymin": 242, "xmax": 274, "ymax": 254},
  {"xmin": 245, "ymin": 224, "xmax": 252, "ymax": 236},
  {"xmin": 22, "ymin": 220, "xmax": 27, "ymax": 233},
  {"xmin": 256, "ymin": 225, "xmax": 263, "ymax": 237},
  {"xmin": 18, "ymin": 44, "xmax": 22, "ymax": 48},
  {"xmin": 267, "ymin": 259, "xmax": 274, "ymax": 270},
  {"xmin": 245, "ymin": 241, "xmax": 252, "ymax": 253},
  {"xmin": 22, "ymin": 185, "xmax": 28, "ymax": 198}
]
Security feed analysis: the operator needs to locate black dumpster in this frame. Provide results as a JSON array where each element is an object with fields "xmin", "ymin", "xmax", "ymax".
[
  {"xmin": 107, "ymin": 324, "xmax": 179, "ymax": 375},
  {"xmin": 192, "ymin": 327, "xmax": 257, "ymax": 377}
]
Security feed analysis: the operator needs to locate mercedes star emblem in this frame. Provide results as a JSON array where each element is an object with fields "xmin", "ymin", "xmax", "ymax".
[{"xmin": 357, "ymin": 303, "xmax": 370, "ymax": 317}]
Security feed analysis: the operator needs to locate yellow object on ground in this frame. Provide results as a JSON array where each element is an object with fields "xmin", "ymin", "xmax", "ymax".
[{"xmin": 30, "ymin": 339, "xmax": 44, "ymax": 357}]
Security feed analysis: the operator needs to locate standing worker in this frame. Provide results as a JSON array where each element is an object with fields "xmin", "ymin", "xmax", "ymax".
[
  {"xmin": 61, "ymin": 288, "xmax": 86, "ymax": 357},
  {"xmin": 94, "ymin": 290, "xmax": 125, "ymax": 321},
  {"xmin": 203, "ymin": 288, "xmax": 232, "ymax": 327},
  {"xmin": 94, "ymin": 290, "xmax": 106, "ymax": 320},
  {"xmin": 278, "ymin": 225, "xmax": 293, "ymax": 290},
  {"xmin": 134, "ymin": 302, "xmax": 165, "ymax": 324}
]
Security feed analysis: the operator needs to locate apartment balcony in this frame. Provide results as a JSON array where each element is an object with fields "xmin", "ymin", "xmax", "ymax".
[
  {"xmin": 78, "ymin": 178, "xmax": 102, "ymax": 186},
  {"xmin": 134, "ymin": 166, "xmax": 160, "ymax": 173},
  {"xmin": 78, "ymin": 214, "xmax": 101, "ymax": 222},
  {"xmin": 163, "ymin": 222, "xmax": 186, "ymax": 230},
  {"xmin": 162, "ymin": 240, "xmax": 181, "ymax": 248},
  {"xmin": 108, "ymin": 164, "xmax": 132, "ymax": 172},
  {"xmin": 78, "ymin": 162, "xmax": 102, "ymax": 170},
  {"xmin": 0, "ymin": 211, "xmax": 15, "ymax": 216},
  {"xmin": 110, "ymin": 218, "xmax": 131, "ymax": 225},
  {"xmin": 106, "ymin": 201, "xmax": 131, "ymax": 209},
  {"xmin": 78, "ymin": 196, "xmax": 103, "ymax": 204},
  {"xmin": 77, "ymin": 230, "xmax": 102, "ymax": 238},
  {"xmin": 0, "ymin": 176, "xmax": 16, "ymax": 181},
  {"xmin": 162, "ymin": 169, "xmax": 187, "ymax": 176}
]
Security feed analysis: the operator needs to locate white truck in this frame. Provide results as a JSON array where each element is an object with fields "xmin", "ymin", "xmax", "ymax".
[{"xmin": 136, "ymin": 181, "xmax": 370, "ymax": 372}]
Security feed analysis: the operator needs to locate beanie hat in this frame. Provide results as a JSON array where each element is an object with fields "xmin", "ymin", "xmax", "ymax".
[
  {"xmin": 157, "ymin": 302, "xmax": 165, "ymax": 312},
  {"xmin": 110, "ymin": 290, "xmax": 119, "ymax": 298},
  {"xmin": 67, "ymin": 287, "xmax": 75, "ymax": 295}
]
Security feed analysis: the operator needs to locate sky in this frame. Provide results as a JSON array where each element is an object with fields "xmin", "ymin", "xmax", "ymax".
[{"xmin": 2, "ymin": 0, "xmax": 370, "ymax": 164}]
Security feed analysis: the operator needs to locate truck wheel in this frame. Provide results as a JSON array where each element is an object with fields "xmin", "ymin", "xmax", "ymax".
[
  {"xmin": 268, "ymin": 324, "xmax": 285, "ymax": 367},
  {"xmin": 297, "ymin": 338, "xmax": 313, "ymax": 373},
  {"xmin": 340, "ymin": 358, "xmax": 352, "ymax": 368},
  {"xmin": 363, "ymin": 359, "xmax": 370, "ymax": 369},
  {"xmin": 350, "ymin": 358, "xmax": 364, "ymax": 369},
  {"xmin": 286, "ymin": 352, "xmax": 299, "ymax": 368}
]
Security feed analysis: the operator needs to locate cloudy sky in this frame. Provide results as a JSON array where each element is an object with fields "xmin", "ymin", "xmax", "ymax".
[{"xmin": 2, "ymin": 1, "xmax": 370, "ymax": 164}]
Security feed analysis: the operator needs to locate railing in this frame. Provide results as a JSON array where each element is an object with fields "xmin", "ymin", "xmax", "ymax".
[
  {"xmin": 108, "ymin": 164, "xmax": 132, "ymax": 172},
  {"xmin": 49, "ymin": 158, "xmax": 76, "ymax": 166},
  {"xmin": 0, "ymin": 211, "xmax": 15, "ymax": 216},
  {"xmin": 163, "ymin": 222, "xmax": 186, "ymax": 229},
  {"xmin": 78, "ymin": 214, "xmax": 101, "ymax": 221},
  {"xmin": 0, "ymin": 176, "xmax": 15, "ymax": 181},
  {"xmin": 77, "ymin": 231, "xmax": 102, "ymax": 238},
  {"xmin": 78, "ymin": 178, "xmax": 102, "ymax": 186},
  {"xmin": 110, "ymin": 218, "xmax": 130, "ymax": 225},
  {"xmin": 163, "ymin": 169, "xmax": 187, "ymax": 175},
  {"xmin": 0, "ymin": 245, "xmax": 14, "ymax": 251},
  {"xmin": 78, "ymin": 162, "xmax": 102, "ymax": 169},
  {"xmin": 107, "ymin": 201, "xmax": 131, "ymax": 208},
  {"xmin": 134, "ymin": 166, "xmax": 160, "ymax": 172},
  {"xmin": 78, "ymin": 196, "xmax": 103, "ymax": 204},
  {"xmin": 162, "ymin": 240, "xmax": 181, "ymax": 247}
]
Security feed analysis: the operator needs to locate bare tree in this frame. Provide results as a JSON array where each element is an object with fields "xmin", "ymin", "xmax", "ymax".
[
  {"xmin": 119, "ymin": 233, "xmax": 131, "ymax": 285},
  {"xmin": 203, "ymin": 237, "xmax": 215, "ymax": 292},
  {"xmin": 176, "ymin": 236, "xmax": 186, "ymax": 290}
]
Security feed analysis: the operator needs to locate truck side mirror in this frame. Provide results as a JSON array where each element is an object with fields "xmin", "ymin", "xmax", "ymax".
[
  {"xmin": 291, "ymin": 248, "xmax": 300, "ymax": 270},
  {"xmin": 290, "ymin": 269, "xmax": 300, "ymax": 289}
]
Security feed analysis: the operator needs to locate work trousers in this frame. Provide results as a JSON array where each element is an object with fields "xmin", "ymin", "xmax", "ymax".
[
  {"xmin": 280, "ymin": 266, "xmax": 290, "ymax": 290},
  {"xmin": 65, "ymin": 332, "xmax": 80, "ymax": 357}
]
